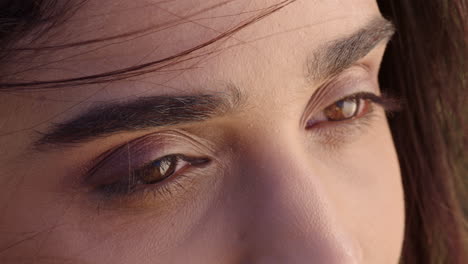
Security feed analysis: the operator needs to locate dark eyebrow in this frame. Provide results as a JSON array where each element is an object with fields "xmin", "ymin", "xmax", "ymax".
[
  {"xmin": 35, "ymin": 87, "xmax": 242, "ymax": 149},
  {"xmin": 307, "ymin": 16, "xmax": 395, "ymax": 80}
]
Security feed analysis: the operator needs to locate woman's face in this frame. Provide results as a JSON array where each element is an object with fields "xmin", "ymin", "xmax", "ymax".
[{"xmin": 0, "ymin": 0, "xmax": 405, "ymax": 263}]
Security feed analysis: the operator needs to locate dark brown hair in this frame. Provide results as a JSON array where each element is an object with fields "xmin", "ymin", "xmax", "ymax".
[
  {"xmin": 378, "ymin": 1, "xmax": 468, "ymax": 263},
  {"xmin": 0, "ymin": 0, "xmax": 467, "ymax": 263}
]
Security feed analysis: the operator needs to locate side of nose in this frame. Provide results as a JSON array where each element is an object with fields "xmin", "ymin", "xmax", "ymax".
[{"xmin": 236, "ymin": 134, "xmax": 362, "ymax": 264}]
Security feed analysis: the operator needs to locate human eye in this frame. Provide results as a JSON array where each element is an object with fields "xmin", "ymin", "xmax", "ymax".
[
  {"xmin": 304, "ymin": 90, "xmax": 397, "ymax": 145},
  {"xmin": 96, "ymin": 154, "xmax": 210, "ymax": 196},
  {"xmin": 306, "ymin": 92, "xmax": 386, "ymax": 129},
  {"xmin": 82, "ymin": 132, "xmax": 213, "ymax": 204}
]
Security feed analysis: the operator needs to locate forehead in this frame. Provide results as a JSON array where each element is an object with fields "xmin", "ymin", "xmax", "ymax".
[{"xmin": 8, "ymin": 0, "xmax": 380, "ymax": 96}]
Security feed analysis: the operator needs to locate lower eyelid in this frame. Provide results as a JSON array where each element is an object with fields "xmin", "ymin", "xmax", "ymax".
[{"xmin": 90, "ymin": 172, "xmax": 195, "ymax": 211}]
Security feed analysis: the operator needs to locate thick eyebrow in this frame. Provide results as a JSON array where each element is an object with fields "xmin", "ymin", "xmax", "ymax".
[
  {"xmin": 307, "ymin": 16, "xmax": 395, "ymax": 80},
  {"xmin": 35, "ymin": 87, "xmax": 242, "ymax": 149}
]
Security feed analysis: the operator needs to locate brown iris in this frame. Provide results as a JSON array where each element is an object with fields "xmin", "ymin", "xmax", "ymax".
[
  {"xmin": 135, "ymin": 155, "xmax": 179, "ymax": 184},
  {"xmin": 324, "ymin": 98, "xmax": 360, "ymax": 121}
]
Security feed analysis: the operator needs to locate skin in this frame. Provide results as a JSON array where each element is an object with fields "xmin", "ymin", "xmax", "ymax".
[{"xmin": 0, "ymin": 0, "xmax": 404, "ymax": 263}]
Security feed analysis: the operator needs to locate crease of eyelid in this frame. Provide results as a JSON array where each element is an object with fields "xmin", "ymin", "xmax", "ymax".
[{"xmin": 156, "ymin": 129, "xmax": 218, "ymax": 155}]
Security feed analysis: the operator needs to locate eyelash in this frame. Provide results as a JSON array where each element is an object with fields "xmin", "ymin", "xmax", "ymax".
[{"xmin": 90, "ymin": 92, "xmax": 398, "ymax": 201}]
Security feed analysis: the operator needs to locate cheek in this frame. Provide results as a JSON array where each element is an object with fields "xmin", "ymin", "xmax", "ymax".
[
  {"xmin": 0, "ymin": 167, "xmax": 223, "ymax": 264},
  {"xmin": 58, "ymin": 174, "xmax": 223, "ymax": 264},
  {"xmin": 0, "ymin": 183, "xmax": 84, "ymax": 263},
  {"xmin": 325, "ymin": 118, "xmax": 404, "ymax": 262}
]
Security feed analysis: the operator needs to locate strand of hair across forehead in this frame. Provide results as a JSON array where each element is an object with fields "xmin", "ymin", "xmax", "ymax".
[{"xmin": 0, "ymin": 0, "xmax": 297, "ymax": 92}]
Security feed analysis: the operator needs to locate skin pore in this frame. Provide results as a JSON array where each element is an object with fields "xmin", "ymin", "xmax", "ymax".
[{"xmin": 0, "ymin": 0, "xmax": 405, "ymax": 263}]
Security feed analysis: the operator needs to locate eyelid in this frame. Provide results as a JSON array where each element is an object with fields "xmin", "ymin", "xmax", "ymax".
[
  {"xmin": 301, "ymin": 67, "xmax": 375, "ymax": 125},
  {"xmin": 82, "ymin": 130, "xmax": 213, "ymax": 188},
  {"xmin": 304, "ymin": 91, "xmax": 401, "ymax": 150},
  {"xmin": 97, "ymin": 154, "xmax": 211, "ymax": 196},
  {"xmin": 301, "ymin": 66, "xmax": 401, "ymax": 128}
]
